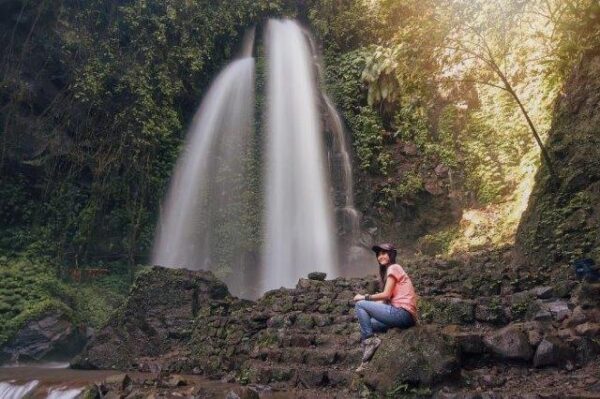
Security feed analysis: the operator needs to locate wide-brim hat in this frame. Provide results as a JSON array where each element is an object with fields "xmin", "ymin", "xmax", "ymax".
[{"xmin": 371, "ymin": 243, "xmax": 397, "ymax": 254}]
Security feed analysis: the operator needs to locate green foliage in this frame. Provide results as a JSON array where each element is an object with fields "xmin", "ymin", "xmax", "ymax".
[
  {"xmin": 325, "ymin": 49, "xmax": 369, "ymax": 114},
  {"xmin": 395, "ymin": 172, "xmax": 424, "ymax": 198},
  {"xmin": 548, "ymin": 0, "xmax": 600, "ymax": 84},
  {"xmin": 418, "ymin": 227, "xmax": 460, "ymax": 255},
  {"xmin": 0, "ymin": 0, "xmax": 288, "ymax": 268},
  {"xmin": 1, "ymin": 0, "xmax": 598, "ymax": 273},
  {"xmin": 72, "ymin": 273, "xmax": 130, "ymax": 328},
  {"xmin": 386, "ymin": 381, "xmax": 432, "ymax": 398},
  {"xmin": 305, "ymin": 0, "xmax": 387, "ymax": 53},
  {"xmin": 511, "ymin": 300, "xmax": 530, "ymax": 319},
  {"xmin": 0, "ymin": 256, "xmax": 130, "ymax": 346},
  {"xmin": 0, "ymin": 258, "xmax": 72, "ymax": 345},
  {"xmin": 348, "ymin": 107, "xmax": 390, "ymax": 175}
]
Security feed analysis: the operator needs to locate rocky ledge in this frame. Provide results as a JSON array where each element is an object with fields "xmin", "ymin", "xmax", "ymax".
[
  {"xmin": 0, "ymin": 310, "xmax": 87, "ymax": 363},
  {"xmin": 72, "ymin": 249, "xmax": 600, "ymax": 398}
]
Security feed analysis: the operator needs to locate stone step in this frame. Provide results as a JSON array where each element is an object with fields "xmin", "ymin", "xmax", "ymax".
[
  {"xmin": 243, "ymin": 360, "xmax": 355, "ymax": 388},
  {"xmin": 265, "ymin": 312, "xmax": 356, "ymax": 330},
  {"xmin": 253, "ymin": 328, "xmax": 360, "ymax": 349},
  {"xmin": 250, "ymin": 346, "xmax": 363, "ymax": 367}
]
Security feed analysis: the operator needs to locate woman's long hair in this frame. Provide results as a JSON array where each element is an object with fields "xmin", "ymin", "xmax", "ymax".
[{"xmin": 378, "ymin": 250, "xmax": 397, "ymax": 288}]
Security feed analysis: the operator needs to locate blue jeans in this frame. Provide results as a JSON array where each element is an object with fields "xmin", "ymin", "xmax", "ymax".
[{"xmin": 355, "ymin": 300, "xmax": 415, "ymax": 341}]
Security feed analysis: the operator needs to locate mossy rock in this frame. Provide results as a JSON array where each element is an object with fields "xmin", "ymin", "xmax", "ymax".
[
  {"xmin": 418, "ymin": 296, "xmax": 475, "ymax": 325},
  {"xmin": 573, "ymin": 282, "xmax": 600, "ymax": 309},
  {"xmin": 362, "ymin": 325, "xmax": 459, "ymax": 393}
]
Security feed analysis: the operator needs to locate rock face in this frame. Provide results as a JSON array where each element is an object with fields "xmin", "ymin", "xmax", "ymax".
[
  {"xmin": 517, "ymin": 48, "xmax": 600, "ymax": 265},
  {"xmin": 0, "ymin": 310, "xmax": 85, "ymax": 362}
]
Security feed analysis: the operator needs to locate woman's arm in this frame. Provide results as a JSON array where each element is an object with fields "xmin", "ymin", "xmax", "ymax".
[{"xmin": 353, "ymin": 276, "xmax": 396, "ymax": 301}]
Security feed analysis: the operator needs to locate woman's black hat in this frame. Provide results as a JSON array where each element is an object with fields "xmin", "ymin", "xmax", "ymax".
[{"xmin": 371, "ymin": 243, "xmax": 397, "ymax": 254}]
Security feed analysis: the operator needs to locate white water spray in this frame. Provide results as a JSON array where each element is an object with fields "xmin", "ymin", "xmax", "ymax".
[
  {"xmin": 152, "ymin": 57, "xmax": 255, "ymax": 272},
  {"xmin": 0, "ymin": 380, "xmax": 39, "ymax": 399},
  {"xmin": 261, "ymin": 19, "xmax": 338, "ymax": 291},
  {"xmin": 305, "ymin": 35, "xmax": 361, "ymax": 245}
]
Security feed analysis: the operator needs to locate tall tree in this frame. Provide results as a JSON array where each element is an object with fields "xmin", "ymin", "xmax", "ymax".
[{"xmin": 439, "ymin": 0, "xmax": 558, "ymax": 183}]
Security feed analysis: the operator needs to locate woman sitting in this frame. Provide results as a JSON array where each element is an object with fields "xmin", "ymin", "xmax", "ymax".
[{"xmin": 353, "ymin": 243, "xmax": 418, "ymax": 372}]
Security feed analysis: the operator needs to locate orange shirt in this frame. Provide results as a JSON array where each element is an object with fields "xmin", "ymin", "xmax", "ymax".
[{"xmin": 386, "ymin": 264, "xmax": 418, "ymax": 319}]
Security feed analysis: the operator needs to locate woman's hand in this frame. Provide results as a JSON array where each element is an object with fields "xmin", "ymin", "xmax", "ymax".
[
  {"xmin": 353, "ymin": 277, "xmax": 395, "ymax": 303},
  {"xmin": 353, "ymin": 294, "xmax": 365, "ymax": 301}
]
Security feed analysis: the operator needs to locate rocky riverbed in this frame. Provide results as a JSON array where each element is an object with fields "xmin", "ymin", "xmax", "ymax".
[{"xmin": 62, "ymin": 247, "xmax": 600, "ymax": 398}]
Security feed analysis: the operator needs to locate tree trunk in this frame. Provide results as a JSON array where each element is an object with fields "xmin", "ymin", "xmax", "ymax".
[
  {"xmin": 484, "ymin": 56, "xmax": 559, "ymax": 186},
  {"xmin": 498, "ymin": 74, "xmax": 559, "ymax": 185}
]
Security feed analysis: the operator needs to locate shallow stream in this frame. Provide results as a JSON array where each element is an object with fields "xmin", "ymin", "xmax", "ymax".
[{"xmin": 0, "ymin": 363, "xmax": 312, "ymax": 399}]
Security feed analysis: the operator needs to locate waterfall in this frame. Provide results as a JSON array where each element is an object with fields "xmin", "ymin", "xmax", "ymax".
[
  {"xmin": 151, "ymin": 56, "xmax": 255, "ymax": 277},
  {"xmin": 261, "ymin": 19, "xmax": 338, "ymax": 292},
  {"xmin": 0, "ymin": 380, "xmax": 39, "ymax": 399},
  {"xmin": 304, "ymin": 34, "xmax": 361, "ymax": 245},
  {"xmin": 153, "ymin": 20, "xmax": 355, "ymax": 295},
  {"xmin": 46, "ymin": 387, "xmax": 84, "ymax": 399},
  {"xmin": 324, "ymin": 94, "xmax": 361, "ymax": 242},
  {"xmin": 0, "ymin": 380, "xmax": 83, "ymax": 399}
]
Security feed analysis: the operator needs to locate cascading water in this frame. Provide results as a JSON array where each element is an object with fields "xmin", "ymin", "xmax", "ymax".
[
  {"xmin": 324, "ymin": 95, "xmax": 361, "ymax": 242},
  {"xmin": 0, "ymin": 380, "xmax": 38, "ymax": 399},
  {"xmin": 152, "ymin": 20, "xmax": 360, "ymax": 296},
  {"xmin": 304, "ymin": 34, "xmax": 361, "ymax": 245},
  {"xmin": 261, "ymin": 19, "xmax": 338, "ymax": 292},
  {"xmin": 151, "ymin": 56, "xmax": 255, "ymax": 286}
]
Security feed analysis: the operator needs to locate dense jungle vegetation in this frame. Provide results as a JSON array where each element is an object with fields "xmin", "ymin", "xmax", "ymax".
[{"xmin": 1, "ymin": 0, "xmax": 599, "ymax": 345}]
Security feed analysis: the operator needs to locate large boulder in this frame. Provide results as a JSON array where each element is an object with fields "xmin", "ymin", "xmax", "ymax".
[
  {"xmin": 483, "ymin": 324, "xmax": 534, "ymax": 361},
  {"xmin": 71, "ymin": 266, "xmax": 239, "ymax": 371},
  {"xmin": 0, "ymin": 310, "xmax": 85, "ymax": 362},
  {"xmin": 362, "ymin": 326, "xmax": 459, "ymax": 393}
]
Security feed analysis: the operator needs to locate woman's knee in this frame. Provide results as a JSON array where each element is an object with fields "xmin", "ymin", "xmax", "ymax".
[{"xmin": 355, "ymin": 300, "xmax": 368, "ymax": 312}]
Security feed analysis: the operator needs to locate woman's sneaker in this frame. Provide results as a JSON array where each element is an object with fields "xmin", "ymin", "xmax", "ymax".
[
  {"xmin": 355, "ymin": 361, "xmax": 368, "ymax": 373},
  {"xmin": 362, "ymin": 336, "xmax": 381, "ymax": 362}
]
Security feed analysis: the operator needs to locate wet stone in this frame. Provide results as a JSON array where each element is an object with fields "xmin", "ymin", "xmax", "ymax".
[
  {"xmin": 226, "ymin": 387, "xmax": 259, "ymax": 399},
  {"xmin": 308, "ymin": 272, "xmax": 327, "ymax": 281},
  {"xmin": 541, "ymin": 300, "xmax": 572, "ymax": 322},
  {"xmin": 566, "ymin": 306, "xmax": 588, "ymax": 327},
  {"xmin": 527, "ymin": 329, "xmax": 543, "ymax": 347},
  {"xmin": 313, "ymin": 314, "xmax": 332, "ymax": 327},
  {"xmin": 327, "ymin": 370, "xmax": 352, "ymax": 387},
  {"xmin": 295, "ymin": 314, "xmax": 315, "ymax": 329},
  {"xmin": 483, "ymin": 325, "xmax": 533, "ymax": 361},
  {"xmin": 442, "ymin": 326, "xmax": 485, "ymax": 355},
  {"xmin": 163, "ymin": 374, "xmax": 187, "ymax": 388},
  {"xmin": 363, "ymin": 326, "xmax": 459, "ymax": 393},
  {"xmin": 298, "ymin": 369, "xmax": 327, "ymax": 388},
  {"xmin": 304, "ymin": 350, "xmax": 336, "ymax": 366},
  {"xmin": 105, "ymin": 374, "xmax": 132, "ymax": 391},
  {"xmin": 281, "ymin": 348, "xmax": 305, "ymax": 363},
  {"xmin": 475, "ymin": 298, "xmax": 507, "ymax": 324},
  {"xmin": 533, "ymin": 337, "xmax": 572, "ymax": 368},
  {"xmin": 533, "ymin": 286, "xmax": 554, "ymax": 299},
  {"xmin": 533, "ymin": 310, "xmax": 553, "ymax": 321},
  {"xmin": 574, "ymin": 322, "xmax": 600, "ymax": 337},
  {"xmin": 557, "ymin": 328, "xmax": 573, "ymax": 339}
]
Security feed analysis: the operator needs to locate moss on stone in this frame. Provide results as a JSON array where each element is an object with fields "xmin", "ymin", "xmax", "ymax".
[{"xmin": 418, "ymin": 297, "xmax": 475, "ymax": 325}]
